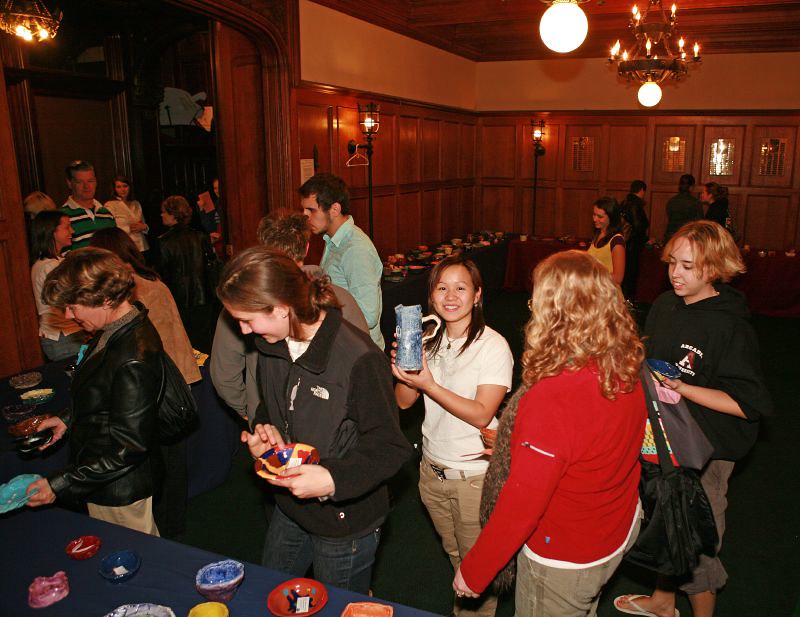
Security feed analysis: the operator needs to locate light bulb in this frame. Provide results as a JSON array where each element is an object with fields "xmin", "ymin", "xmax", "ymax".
[
  {"xmin": 38, "ymin": 29, "xmax": 49, "ymax": 40},
  {"xmin": 539, "ymin": 1, "xmax": 589, "ymax": 54},
  {"xmin": 363, "ymin": 117, "xmax": 375, "ymax": 130},
  {"xmin": 637, "ymin": 82, "xmax": 663, "ymax": 107}
]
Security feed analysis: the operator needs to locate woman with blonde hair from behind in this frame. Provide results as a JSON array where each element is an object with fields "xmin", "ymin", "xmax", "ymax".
[{"xmin": 453, "ymin": 250, "xmax": 646, "ymax": 617}]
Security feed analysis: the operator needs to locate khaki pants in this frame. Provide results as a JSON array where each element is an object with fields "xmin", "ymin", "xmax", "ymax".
[
  {"xmin": 88, "ymin": 496, "xmax": 160, "ymax": 537},
  {"xmin": 514, "ymin": 513, "xmax": 641, "ymax": 617},
  {"xmin": 419, "ymin": 457, "xmax": 497, "ymax": 617}
]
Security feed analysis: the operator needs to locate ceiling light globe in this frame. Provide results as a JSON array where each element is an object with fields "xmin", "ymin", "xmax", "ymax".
[
  {"xmin": 637, "ymin": 81, "xmax": 663, "ymax": 107},
  {"xmin": 539, "ymin": 1, "xmax": 589, "ymax": 54}
]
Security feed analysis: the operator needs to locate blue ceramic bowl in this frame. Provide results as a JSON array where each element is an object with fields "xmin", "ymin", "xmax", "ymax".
[
  {"xmin": 99, "ymin": 550, "xmax": 141, "ymax": 584},
  {"xmin": 195, "ymin": 559, "xmax": 245, "ymax": 602},
  {"xmin": 647, "ymin": 358, "xmax": 682, "ymax": 380}
]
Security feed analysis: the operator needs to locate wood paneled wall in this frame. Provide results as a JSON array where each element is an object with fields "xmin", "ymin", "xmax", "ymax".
[
  {"xmin": 294, "ymin": 87, "xmax": 478, "ymax": 260},
  {"xmin": 296, "ymin": 88, "xmax": 800, "ymax": 252},
  {"xmin": 478, "ymin": 113, "xmax": 800, "ymax": 249}
]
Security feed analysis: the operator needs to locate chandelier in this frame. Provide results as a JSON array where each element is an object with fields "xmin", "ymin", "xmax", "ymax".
[
  {"xmin": 608, "ymin": 1, "xmax": 700, "ymax": 107},
  {"xmin": 0, "ymin": 0, "xmax": 62, "ymax": 42}
]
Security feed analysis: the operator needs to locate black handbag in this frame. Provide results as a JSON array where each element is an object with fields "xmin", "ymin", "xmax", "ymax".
[
  {"xmin": 640, "ymin": 366, "xmax": 714, "ymax": 470},
  {"xmin": 157, "ymin": 353, "xmax": 198, "ymax": 443},
  {"xmin": 624, "ymin": 389, "xmax": 719, "ymax": 577}
]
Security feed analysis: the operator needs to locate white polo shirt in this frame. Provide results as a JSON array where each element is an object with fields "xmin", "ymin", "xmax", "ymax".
[{"xmin": 421, "ymin": 325, "xmax": 513, "ymax": 470}]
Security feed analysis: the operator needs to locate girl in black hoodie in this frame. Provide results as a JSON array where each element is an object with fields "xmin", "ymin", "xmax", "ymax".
[{"xmin": 615, "ymin": 221, "xmax": 772, "ymax": 617}]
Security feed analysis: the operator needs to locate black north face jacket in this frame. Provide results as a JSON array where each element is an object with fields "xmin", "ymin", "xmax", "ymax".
[{"xmin": 254, "ymin": 308, "xmax": 412, "ymax": 538}]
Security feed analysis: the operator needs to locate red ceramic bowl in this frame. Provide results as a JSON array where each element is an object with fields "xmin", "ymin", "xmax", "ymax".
[
  {"xmin": 267, "ymin": 578, "xmax": 328, "ymax": 617},
  {"xmin": 65, "ymin": 535, "xmax": 101, "ymax": 560}
]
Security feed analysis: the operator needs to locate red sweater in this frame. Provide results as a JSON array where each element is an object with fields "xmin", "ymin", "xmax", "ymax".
[{"xmin": 460, "ymin": 366, "xmax": 645, "ymax": 593}]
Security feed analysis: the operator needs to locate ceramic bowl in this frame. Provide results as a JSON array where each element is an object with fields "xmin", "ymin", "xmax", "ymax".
[
  {"xmin": 9, "ymin": 371, "xmax": 43, "ymax": 390},
  {"xmin": 187, "ymin": 602, "xmax": 229, "ymax": 617},
  {"xmin": 341, "ymin": 602, "xmax": 394, "ymax": 617},
  {"xmin": 2, "ymin": 403, "xmax": 38, "ymax": 425},
  {"xmin": 647, "ymin": 358, "xmax": 682, "ymax": 381},
  {"xmin": 20, "ymin": 388, "xmax": 55, "ymax": 406},
  {"xmin": 66, "ymin": 535, "xmax": 102, "ymax": 560},
  {"xmin": 28, "ymin": 571, "xmax": 69, "ymax": 609},
  {"xmin": 99, "ymin": 550, "xmax": 141, "ymax": 583},
  {"xmin": 195, "ymin": 559, "xmax": 245, "ymax": 602},
  {"xmin": 16, "ymin": 429, "xmax": 53, "ymax": 454},
  {"xmin": 255, "ymin": 443, "xmax": 320, "ymax": 480},
  {"xmin": 0, "ymin": 473, "xmax": 42, "ymax": 514},
  {"xmin": 104, "ymin": 604, "xmax": 176, "ymax": 617},
  {"xmin": 267, "ymin": 578, "xmax": 328, "ymax": 617},
  {"xmin": 8, "ymin": 414, "xmax": 51, "ymax": 438}
]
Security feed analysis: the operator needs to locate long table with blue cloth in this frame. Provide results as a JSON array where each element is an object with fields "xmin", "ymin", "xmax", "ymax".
[
  {"xmin": 0, "ymin": 506, "xmax": 440, "ymax": 616},
  {"xmin": 0, "ymin": 359, "xmax": 241, "ymax": 500}
]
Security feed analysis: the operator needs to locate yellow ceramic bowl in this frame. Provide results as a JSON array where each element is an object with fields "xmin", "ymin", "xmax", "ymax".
[{"xmin": 188, "ymin": 602, "xmax": 229, "ymax": 617}]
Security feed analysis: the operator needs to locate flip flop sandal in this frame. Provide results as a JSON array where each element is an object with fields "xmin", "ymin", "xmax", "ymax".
[{"xmin": 613, "ymin": 595, "xmax": 680, "ymax": 617}]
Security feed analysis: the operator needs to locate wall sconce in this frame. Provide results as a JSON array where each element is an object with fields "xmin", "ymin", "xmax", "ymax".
[
  {"xmin": 531, "ymin": 119, "xmax": 547, "ymax": 236},
  {"xmin": 352, "ymin": 102, "xmax": 379, "ymax": 238}
]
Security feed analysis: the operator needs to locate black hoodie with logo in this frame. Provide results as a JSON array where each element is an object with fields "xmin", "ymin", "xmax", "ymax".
[{"xmin": 644, "ymin": 284, "xmax": 772, "ymax": 461}]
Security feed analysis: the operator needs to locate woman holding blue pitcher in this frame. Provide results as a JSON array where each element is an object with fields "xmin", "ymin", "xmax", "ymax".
[{"xmin": 393, "ymin": 255, "xmax": 513, "ymax": 617}]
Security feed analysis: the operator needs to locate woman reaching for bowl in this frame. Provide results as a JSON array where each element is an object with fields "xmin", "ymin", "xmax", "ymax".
[
  {"xmin": 25, "ymin": 248, "xmax": 165, "ymax": 536},
  {"xmin": 217, "ymin": 247, "xmax": 411, "ymax": 594}
]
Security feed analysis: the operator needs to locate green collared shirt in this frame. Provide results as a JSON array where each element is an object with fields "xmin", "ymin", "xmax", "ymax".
[{"xmin": 321, "ymin": 217, "xmax": 384, "ymax": 349}]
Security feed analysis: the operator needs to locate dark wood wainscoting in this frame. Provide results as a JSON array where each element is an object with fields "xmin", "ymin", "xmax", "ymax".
[{"xmin": 479, "ymin": 113, "xmax": 800, "ymax": 249}]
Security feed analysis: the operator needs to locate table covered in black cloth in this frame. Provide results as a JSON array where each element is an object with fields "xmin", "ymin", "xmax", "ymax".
[
  {"xmin": 0, "ymin": 361, "xmax": 240, "ymax": 500},
  {"xmin": 0, "ymin": 507, "xmax": 439, "ymax": 617},
  {"xmin": 380, "ymin": 241, "xmax": 509, "ymax": 346}
]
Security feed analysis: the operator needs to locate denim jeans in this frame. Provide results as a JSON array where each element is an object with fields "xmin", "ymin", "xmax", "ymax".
[
  {"xmin": 40, "ymin": 332, "xmax": 84, "ymax": 362},
  {"xmin": 262, "ymin": 505, "xmax": 380, "ymax": 594}
]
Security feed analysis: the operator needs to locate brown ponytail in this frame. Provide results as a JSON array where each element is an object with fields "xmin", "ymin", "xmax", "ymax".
[{"xmin": 217, "ymin": 246, "xmax": 341, "ymax": 339}]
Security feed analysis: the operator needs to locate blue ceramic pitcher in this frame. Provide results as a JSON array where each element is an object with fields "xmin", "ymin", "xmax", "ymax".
[{"xmin": 394, "ymin": 304, "xmax": 441, "ymax": 371}]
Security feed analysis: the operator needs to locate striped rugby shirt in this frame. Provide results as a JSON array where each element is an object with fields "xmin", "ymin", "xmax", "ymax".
[{"xmin": 61, "ymin": 197, "xmax": 117, "ymax": 249}]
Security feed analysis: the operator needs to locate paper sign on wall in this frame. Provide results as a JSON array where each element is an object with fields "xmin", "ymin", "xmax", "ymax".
[{"xmin": 300, "ymin": 159, "xmax": 315, "ymax": 185}]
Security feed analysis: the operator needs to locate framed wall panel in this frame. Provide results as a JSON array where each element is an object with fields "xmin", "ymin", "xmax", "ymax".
[
  {"xmin": 441, "ymin": 121, "xmax": 460, "ymax": 180},
  {"xmin": 337, "ymin": 105, "xmax": 364, "ymax": 188},
  {"xmin": 422, "ymin": 189, "xmax": 442, "ymax": 245},
  {"xmin": 371, "ymin": 193, "xmax": 397, "ymax": 258},
  {"xmin": 396, "ymin": 191, "xmax": 422, "ymax": 250},
  {"xmin": 563, "ymin": 125, "xmax": 602, "ymax": 182},
  {"xmin": 521, "ymin": 186, "xmax": 556, "ymax": 236},
  {"xmin": 460, "ymin": 124, "xmax": 476, "ymax": 179},
  {"xmin": 461, "ymin": 185, "xmax": 476, "ymax": 233},
  {"xmin": 480, "ymin": 124, "xmax": 516, "ymax": 179},
  {"xmin": 653, "ymin": 125, "xmax": 695, "ymax": 185},
  {"xmin": 397, "ymin": 115, "xmax": 420, "ymax": 185},
  {"xmin": 441, "ymin": 186, "xmax": 461, "ymax": 240},
  {"xmin": 701, "ymin": 125, "xmax": 746, "ymax": 186},
  {"xmin": 749, "ymin": 126, "xmax": 796, "ymax": 188},
  {"xmin": 560, "ymin": 188, "xmax": 597, "ymax": 237},
  {"xmin": 480, "ymin": 185, "xmax": 515, "ymax": 231},
  {"xmin": 744, "ymin": 194, "xmax": 795, "ymax": 250},
  {"xmin": 297, "ymin": 103, "xmax": 332, "ymax": 173},
  {"xmin": 607, "ymin": 125, "xmax": 647, "ymax": 184},
  {"xmin": 372, "ymin": 112, "xmax": 396, "ymax": 187},
  {"xmin": 422, "ymin": 118, "xmax": 441, "ymax": 182}
]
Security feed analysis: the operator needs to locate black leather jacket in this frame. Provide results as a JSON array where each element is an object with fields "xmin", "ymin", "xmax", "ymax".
[
  {"xmin": 48, "ymin": 307, "xmax": 165, "ymax": 507},
  {"xmin": 157, "ymin": 224, "xmax": 210, "ymax": 310}
]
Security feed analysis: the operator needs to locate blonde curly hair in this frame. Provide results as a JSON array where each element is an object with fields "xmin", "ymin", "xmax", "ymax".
[{"xmin": 521, "ymin": 250, "xmax": 643, "ymax": 399}]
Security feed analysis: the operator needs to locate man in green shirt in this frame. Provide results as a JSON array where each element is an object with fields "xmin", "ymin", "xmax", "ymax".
[
  {"xmin": 300, "ymin": 173, "xmax": 384, "ymax": 349},
  {"xmin": 60, "ymin": 160, "xmax": 116, "ymax": 249}
]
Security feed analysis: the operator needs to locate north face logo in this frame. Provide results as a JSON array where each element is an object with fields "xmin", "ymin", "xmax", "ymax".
[{"xmin": 310, "ymin": 385, "xmax": 329, "ymax": 400}]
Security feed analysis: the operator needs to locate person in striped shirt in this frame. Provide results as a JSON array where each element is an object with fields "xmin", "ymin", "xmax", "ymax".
[{"xmin": 60, "ymin": 160, "xmax": 116, "ymax": 249}]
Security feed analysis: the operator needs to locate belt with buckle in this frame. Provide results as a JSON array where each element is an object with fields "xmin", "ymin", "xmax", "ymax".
[{"xmin": 429, "ymin": 462, "xmax": 485, "ymax": 482}]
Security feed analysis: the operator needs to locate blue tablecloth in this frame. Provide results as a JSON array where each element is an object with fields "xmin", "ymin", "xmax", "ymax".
[
  {"xmin": 0, "ymin": 507, "xmax": 440, "ymax": 616},
  {"xmin": 1, "ymin": 361, "xmax": 240, "ymax": 499}
]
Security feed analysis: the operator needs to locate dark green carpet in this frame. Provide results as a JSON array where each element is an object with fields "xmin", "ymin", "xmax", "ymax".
[{"xmin": 179, "ymin": 292, "xmax": 800, "ymax": 616}]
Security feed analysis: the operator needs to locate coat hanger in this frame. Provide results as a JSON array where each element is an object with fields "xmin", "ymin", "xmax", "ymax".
[{"xmin": 345, "ymin": 143, "xmax": 369, "ymax": 167}]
